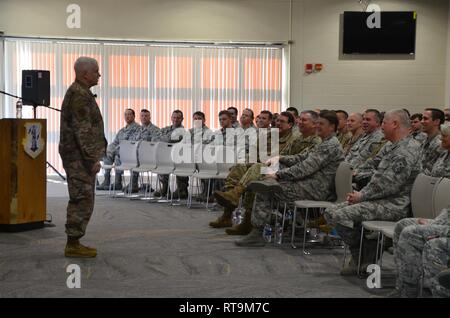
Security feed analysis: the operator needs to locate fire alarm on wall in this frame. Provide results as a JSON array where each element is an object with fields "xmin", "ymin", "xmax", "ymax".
[
  {"xmin": 305, "ymin": 64, "xmax": 313, "ymax": 74},
  {"xmin": 314, "ymin": 64, "xmax": 323, "ymax": 72}
]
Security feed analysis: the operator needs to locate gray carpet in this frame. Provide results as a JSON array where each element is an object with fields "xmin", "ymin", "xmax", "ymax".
[{"xmin": 0, "ymin": 179, "xmax": 396, "ymax": 298}]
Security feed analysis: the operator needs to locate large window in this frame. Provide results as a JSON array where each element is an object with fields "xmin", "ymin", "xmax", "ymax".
[{"xmin": 2, "ymin": 38, "xmax": 285, "ymax": 173}]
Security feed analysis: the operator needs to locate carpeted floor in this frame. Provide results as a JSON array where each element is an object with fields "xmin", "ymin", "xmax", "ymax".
[{"xmin": 0, "ymin": 178, "xmax": 396, "ymax": 298}]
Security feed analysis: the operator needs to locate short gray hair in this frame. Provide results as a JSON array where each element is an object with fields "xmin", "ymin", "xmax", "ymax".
[
  {"xmin": 441, "ymin": 122, "xmax": 450, "ymax": 136},
  {"xmin": 349, "ymin": 112, "xmax": 363, "ymax": 121},
  {"xmin": 74, "ymin": 56, "xmax": 98, "ymax": 76},
  {"xmin": 384, "ymin": 109, "xmax": 411, "ymax": 129}
]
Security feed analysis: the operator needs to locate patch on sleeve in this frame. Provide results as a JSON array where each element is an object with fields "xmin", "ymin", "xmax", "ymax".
[{"xmin": 392, "ymin": 157, "xmax": 407, "ymax": 174}]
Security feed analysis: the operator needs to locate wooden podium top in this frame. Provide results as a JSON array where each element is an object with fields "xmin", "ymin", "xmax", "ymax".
[{"xmin": 0, "ymin": 119, "xmax": 47, "ymax": 227}]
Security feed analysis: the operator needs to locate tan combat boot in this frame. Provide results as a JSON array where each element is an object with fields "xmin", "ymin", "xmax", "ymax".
[
  {"xmin": 225, "ymin": 207, "xmax": 252, "ymax": 235},
  {"xmin": 65, "ymin": 238, "xmax": 97, "ymax": 258},
  {"xmin": 209, "ymin": 207, "xmax": 233, "ymax": 228},
  {"xmin": 214, "ymin": 185, "xmax": 245, "ymax": 209}
]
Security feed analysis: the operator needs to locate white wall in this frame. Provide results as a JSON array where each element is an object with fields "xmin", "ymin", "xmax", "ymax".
[
  {"xmin": 0, "ymin": 0, "xmax": 449, "ymax": 114},
  {"xmin": 446, "ymin": 0, "xmax": 450, "ymax": 108},
  {"xmin": 300, "ymin": 0, "xmax": 448, "ymax": 114}
]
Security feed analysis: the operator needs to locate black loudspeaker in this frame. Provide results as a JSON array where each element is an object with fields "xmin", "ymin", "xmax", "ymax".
[{"xmin": 21, "ymin": 70, "xmax": 50, "ymax": 106}]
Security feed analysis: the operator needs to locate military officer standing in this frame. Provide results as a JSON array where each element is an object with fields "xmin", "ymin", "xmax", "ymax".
[{"xmin": 59, "ymin": 57, "xmax": 107, "ymax": 258}]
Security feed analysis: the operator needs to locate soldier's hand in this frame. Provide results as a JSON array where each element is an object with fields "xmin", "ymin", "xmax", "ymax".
[
  {"xmin": 92, "ymin": 161, "xmax": 101, "ymax": 174},
  {"xmin": 266, "ymin": 155, "xmax": 280, "ymax": 166},
  {"xmin": 264, "ymin": 173, "xmax": 278, "ymax": 181},
  {"xmin": 346, "ymin": 191, "xmax": 361, "ymax": 204},
  {"xmin": 418, "ymin": 218, "xmax": 428, "ymax": 225}
]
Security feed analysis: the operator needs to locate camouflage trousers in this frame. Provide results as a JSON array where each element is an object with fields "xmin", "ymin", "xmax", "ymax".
[
  {"xmin": 224, "ymin": 164, "xmax": 252, "ymax": 190},
  {"xmin": 394, "ymin": 223, "xmax": 450, "ymax": 297},
  {"xmin": 324, "ymin": 201, "xmax": 405, "ymax": 229},
  {"xmin": 250, "ymin": 180, "xmax": 317, "ymax": 229},
  {"xmin": 103, "ymin": 146, "xmax": 122, "ymax": 176},
  {"xmin": 64, "ymin": 160, "xmax": 96, "ymax": 240},
  {"xmin": 158, "ymin": 175, "xmax": 189, "ymax": 193},
  {"xmin": 393, "ymin": 218, "xmax": 432, "ymax": 246},
  {"xmin": 324, "ymin": 201, "xmax": 406, "ymax": 256}
]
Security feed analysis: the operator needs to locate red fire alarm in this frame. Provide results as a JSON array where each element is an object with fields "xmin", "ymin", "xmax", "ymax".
[
  {"xmin": 314, "ymin": 64, "xmax": 323, "ymax": 72},
  {"xmin": 305, "ymin": 64, "xmax": 313, "ymax": 74}
]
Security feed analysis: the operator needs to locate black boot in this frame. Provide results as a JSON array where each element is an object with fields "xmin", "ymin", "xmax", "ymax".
[
  {"xmin": 114, "ymin": 173, "xmax": 123, "ymax": 191},
  {"xmin": 124, "ymin": 172, "xmax": 140, "ymax": 193}
]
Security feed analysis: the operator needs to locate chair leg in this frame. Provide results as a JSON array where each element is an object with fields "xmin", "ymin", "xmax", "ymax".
[
  {"xmin": 206, "ymin": 179, "xmax": 211, "ymax": 210},
  {"xmin": 375, "ymin": 231, "xmax": 381, "ymax": 265},
  {"xmin": 419, "ymin": 270, "xmax": 424, "ymax": 298},
  {"xmin": 280, "ymin": 203, "xmax": 287, "ymax": 244},
  {"xmin": 379, "ymin": 233, "xmax": 384, "ymax": 269},
  {"xmin": 187, "ymin": 176, "xmax": 193, "ymax": 208},
  {"xmin": 357, "ymin": 225, "xmax": 364, "ymax": 277},
  {"xmin": 303, "ymin": 208, "xmax": 310, "ymax": 255},
  {"xmin": 291, "ymin": 206, "xmax": 297, "ymax": 249},
  {"xmin": 112, "ymin": 172, "xmax": 117, "ymax": 198},
  {"xmin": 342, "ymin": 244, "xmax": 348, "ymax": 269}
]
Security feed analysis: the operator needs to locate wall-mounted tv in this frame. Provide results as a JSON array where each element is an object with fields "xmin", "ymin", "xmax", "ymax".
[{"xmin": 343, "ymin": 11, "xmax": 417, "ymax": 54}]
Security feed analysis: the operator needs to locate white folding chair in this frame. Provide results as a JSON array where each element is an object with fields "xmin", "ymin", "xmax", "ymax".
[
  {"xmin": 292, "ymin": 161, "xmax": 353, "ymax": 255},
  {"xmin": 432, "ymin": 177, "xmax": 450, "ymax": 218},
  {"xmin": 97, "ymin": 161, "xmax": 115, "ymax": 196},
  {"xmin": 112, "ymin": 140, "xmax": 140, "ymax": 198},
  {"xmin": 133, "ymin": 141, "xmax": 158, "ymax": 199},
  {"xmin": 170, "ymin": 143, "xmax": 197, "ymax": 205},
  {"xmin": 190, "ymin": 144, "xmax": 218, "ymax": 209},
  {"xmin": 149, "ymin": 142, "xmax": 175, "ymax": 203}
]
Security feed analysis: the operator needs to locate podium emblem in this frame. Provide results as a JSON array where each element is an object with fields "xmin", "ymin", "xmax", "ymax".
[{"xmin": 22, "ymin": 122, "xmax": 45, "ymax": 159}]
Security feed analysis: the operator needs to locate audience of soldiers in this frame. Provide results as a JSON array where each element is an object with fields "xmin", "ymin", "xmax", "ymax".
[{"xmin": 97, "ymin": 105, "xmax": 450, "ymax": 298}]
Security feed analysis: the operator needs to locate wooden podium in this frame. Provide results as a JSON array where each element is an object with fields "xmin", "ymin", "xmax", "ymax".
[{"xmin": 0, "ymin": 119, "xmax": 47, "ymax": 231}]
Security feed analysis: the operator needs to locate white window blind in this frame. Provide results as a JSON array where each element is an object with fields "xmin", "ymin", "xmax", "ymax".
[{"xmin": 2, "ymin": 38, "xmax": 285, "ymax": 174}]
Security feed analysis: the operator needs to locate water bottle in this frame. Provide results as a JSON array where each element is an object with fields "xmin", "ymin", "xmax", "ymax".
[
  {"xmin": 285, "ymin": 210, "xmax": 293, "ymax": 221},
  {"xmin": 235, "ymin": 208, "xmax": 242, "ymax": 225},
  {"xmin": 232, "ymin": 207, "xmax": 243, "ymax": 226},
  {"xmin": 275, "ymin": 223, "xmax": 283, "ymax": 245},
  {"xmin": 263, "ymin": 224, "xmax": 272, "ymax": 243},
  {"xmin": 16, "ymin": 100, "xmax": 23, "ymax": 119}
]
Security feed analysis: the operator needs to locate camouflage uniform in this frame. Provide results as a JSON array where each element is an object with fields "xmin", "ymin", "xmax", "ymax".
[
  {"xmin": 421, "ymin": 134, "xmax": 445, "ymax": 174},
  {"xmin": 324, "ymin": 135, "xmax": 421, "ymax": 258},
  {"xmin": 231, "ymin": 121, "xmax": 240, "ymax": 129},
  {"xmin": 207, "ymin": 127, "xmax": 236, "ymax": 147},
  {"xmin": 343, "ymin": 132, "xmax": 363, "ymax": 156},
  {"xmin": 345, "ymin": 129, "xmax": 385, "ymax": 170},
  {"xmin": 139, "ymin": 122, "xmax": 160, "ymax": 141},
  {"xmin": 103, "ymin": 122, "xmax": 141, "ymax": 167},
  {"xmin": 291, "ymin": 125, "xmax": 301, "ymax": 138},
  {"xmin": 189, "ymin": 125, "xmax": 213, "ymax": 145},
  {"xmin": 426, "ymin": 151, "xmax": 450, "ymax": 178},
  {"xmin": 393, "ymin": 208, "xmax": 449, "ymax": 297},
  {"xmin": 251, "ymin": 135, "xmax": 344, "ymax": 228},
  {"xmin": 411, "ymin": 131, "xmax": 427, "ymax": 144},
  {"xmin": 337, "ymin": 130, "xmax": 352, "ymax": 151},
  {"xmin": 153, "ymin": 125, "xmax": 188, "ymax": 194},
  {"xmin": 223, "ymin": 130, "xmax": 319, "ymax": 191},
  {"xmin": 59, "ymin": 80, "xmax": 107, "ymax": 240}
]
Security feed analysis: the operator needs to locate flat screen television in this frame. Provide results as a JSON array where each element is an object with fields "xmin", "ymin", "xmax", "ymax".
[{"xmin": 343, "ymin": 11, "xmax": 417, "ymax": 54}]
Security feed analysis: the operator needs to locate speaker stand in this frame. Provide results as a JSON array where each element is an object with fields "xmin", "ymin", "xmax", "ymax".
[{"xmin": 31, "ymin": 103, "xmax": 66, "ymax": 182}]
